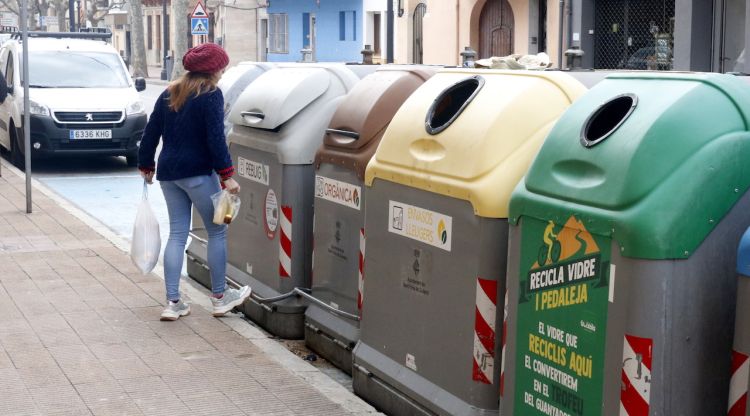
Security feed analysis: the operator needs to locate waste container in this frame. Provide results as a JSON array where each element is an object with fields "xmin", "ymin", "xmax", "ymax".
[
  {"xmin": 306, "ymin": 66, "xmax": 435, "ymax": 374},
  {"xmin": 501, "ymin": 72, "xmax": 750, "ymax": 416},
  {"xmin": 731, "ymin": 228, "xmax": 750, "ymax": 416},
  {"xmin": 352, "ymin": 69, "xmax": 587, "ymax": 416},
  {"xmin": 186, "ymin": 62, "xmax": 274, "ymax": 286},
  {"xmin": 187, "ymin": 63, "xmax": 369, "ymax": 339}
]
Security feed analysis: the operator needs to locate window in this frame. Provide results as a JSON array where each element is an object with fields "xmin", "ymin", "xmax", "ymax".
[
  {"xmin": 268, "ymin": 13, "xmax": 288, "ymax": 54},
  {"xmin": 339, "ymin": 10, "xmax": 356, "ymax": 41},
  {"xmin": 147, "ymin": 15, "xmax": 152, "ymax": 50},
  {"xmin": 5, "ymin": 53, "xmax": 13, "ymax": 90}
]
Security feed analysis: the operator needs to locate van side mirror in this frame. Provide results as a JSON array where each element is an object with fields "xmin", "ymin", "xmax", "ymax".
[{"xmin": 134, "ymin": 77, "xmax": 146, "ymax": 92}]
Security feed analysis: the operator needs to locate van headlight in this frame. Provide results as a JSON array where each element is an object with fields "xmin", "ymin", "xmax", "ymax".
[
  {"xmin": 29, "ymin": 100, "xmax": 50, "ymax": 116},
  {"xmin": 126, "ymin": 100, "xmax": 145, "ymax": 115}
]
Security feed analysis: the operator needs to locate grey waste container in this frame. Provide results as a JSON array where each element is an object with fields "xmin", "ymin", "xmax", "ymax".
[
  {"xmin": 353, "ymin": 69, "xmax": 587, "ymax": 416},
  {"xmin": 187, "ymin": 63, "xmax": 363, "ymax": 339},
  {"xmin": 502, "ymin": 72, "xmax": 750, "ymax": 416},
  {"xmin": 731, "ymin": 228, "xmax": 750, "ymax": 416},
  {"xmin": 305, "ymin": 66, "xmax": 435, "ymax": 374},
  {"xmin": 186, "ymin": 62, "xmax": 274, "ymax": 282}
]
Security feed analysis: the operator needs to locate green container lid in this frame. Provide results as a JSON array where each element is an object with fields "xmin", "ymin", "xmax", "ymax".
[{"xmin": 510, "ymin": 72, "xmax": 750, "ymax": 259}]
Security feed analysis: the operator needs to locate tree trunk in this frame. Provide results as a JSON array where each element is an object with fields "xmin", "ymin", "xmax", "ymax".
[
  {"xmin": 55, "ymin": 0, "xmax": 66, "ymax": 31},
  {"xmin": 129, "ymin": 0, "xmax": 148, "ymax": 77},
  {"xmin": 170, "ymin": 0, "xmax": 188, "ymax": 78}
]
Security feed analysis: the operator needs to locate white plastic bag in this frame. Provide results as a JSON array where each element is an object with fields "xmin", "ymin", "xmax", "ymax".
[
  {"xmin": 211, "ymin": 190, "xmax": 241, "ymax": 225},
  {"xmin": 130, "ymin": 181, "xmax": 161, "ymax": 274}
]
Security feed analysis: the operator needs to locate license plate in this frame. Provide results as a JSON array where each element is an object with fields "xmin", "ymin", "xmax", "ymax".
[{"xmin": 69, "ymin": 130, "xmax": 112, "ymax": 140}]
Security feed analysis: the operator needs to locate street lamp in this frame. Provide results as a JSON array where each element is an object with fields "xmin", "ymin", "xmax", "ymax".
[{"xmin": 160, "ymin": 0, "xmax": 169, "ymax": 80}]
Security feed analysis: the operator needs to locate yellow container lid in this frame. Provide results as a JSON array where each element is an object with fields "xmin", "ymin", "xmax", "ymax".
[{"xmin": 364, "ymin": 69, "xmax": 587, "ymax": 218}]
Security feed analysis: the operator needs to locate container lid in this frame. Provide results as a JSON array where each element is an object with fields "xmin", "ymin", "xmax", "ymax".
[
  {"xmin": 228, "ymin": 67, "xmax": 332, "ymax": 130},
  {"xmin": 316, "ymin": 66, "xmax": 435, "ymax": 179},
  {"xmin": 365, "ymin": 69, "xmax": 588, "ymax": 218},
  {"xmin": 510, "ymin": 72, "xmax": 750, "ymax": 259},
  {"xmin": 218, "ymin": 62, "xmax": 274, "ymax": 133}
]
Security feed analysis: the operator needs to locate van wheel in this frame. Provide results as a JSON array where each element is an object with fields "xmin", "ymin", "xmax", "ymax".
[
  {"xmin": 126, "ymin": 153, "xmax": 138, "ymax": 167},
  {"xmin": 9, "ymin": 128, "xmax": 24, "ymax": 169}
]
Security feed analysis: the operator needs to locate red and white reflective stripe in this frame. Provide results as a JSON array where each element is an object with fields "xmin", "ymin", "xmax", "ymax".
[
  {"xmin": 620, "ymin": 334, "xmax": 653, "ymax": 416},
  {"xmin": 357, "ymin": 228, "xmax": 365, "ymax": 312},
  {"xmin": 472, "ymin": 277, "xmax": 497, "ymax": 384},
  {"xmin": 278, "ymin": 206, "xmax": 292, "ymax": 278},
  {"xmin": 500, "ymin": 288, "xmax": 508, "ymax": 396},
  {"xmin": 729, "ymin": 350, "xmax": 749, "ymax": 416}
]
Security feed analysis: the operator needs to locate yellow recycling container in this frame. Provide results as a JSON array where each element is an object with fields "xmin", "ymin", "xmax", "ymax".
[{"xmin": 353, "ymin": 69, "xmax": 588, "ymax": 416}]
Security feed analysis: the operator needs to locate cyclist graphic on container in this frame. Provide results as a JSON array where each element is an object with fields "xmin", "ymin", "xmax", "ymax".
[{"xmin": 539, "ymin": 220, "xmax": 562, "ymax": 266}]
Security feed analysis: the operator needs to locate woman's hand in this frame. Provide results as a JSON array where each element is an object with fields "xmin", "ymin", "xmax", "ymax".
[
  {"xmin": 223, "ymin": 177, "xmax": 241, "ymax": 194},
  {"xmin": 140, "ymin": 170, "xmax": 155, "ymax": 184}
]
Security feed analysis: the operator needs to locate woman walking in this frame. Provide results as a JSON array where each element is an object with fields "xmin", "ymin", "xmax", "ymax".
[{"xmin": 138, "ymin": 43, "xmax": 251, "ymax": 321}]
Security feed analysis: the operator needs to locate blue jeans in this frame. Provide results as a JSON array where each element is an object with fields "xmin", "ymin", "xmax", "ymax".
[{"xmin": 160, "ymin": 174, "xmax": 227, "ymax": 301}]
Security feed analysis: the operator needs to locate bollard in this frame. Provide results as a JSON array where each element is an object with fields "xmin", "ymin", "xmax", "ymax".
[
  {"xmin": 361, "ymin": 44, "xmax": 374, "ymax": 65},
  {"xmin": 460, "ymin": 46, "xmax": 477, "ymax": 68},
  {"xmin": 564, "ymin": 46, "xmax": 585, "ymax": 70}
]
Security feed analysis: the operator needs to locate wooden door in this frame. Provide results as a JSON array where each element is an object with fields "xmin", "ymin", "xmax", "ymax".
[{"xmin": 479, "ymin": 0, "xmax": 514, "ymax": 58}]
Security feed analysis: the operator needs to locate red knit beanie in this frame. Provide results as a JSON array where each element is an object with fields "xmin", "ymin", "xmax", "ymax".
[{"xmin": 182, "ymin": 43, "xmax": 229, "ymax": 74}]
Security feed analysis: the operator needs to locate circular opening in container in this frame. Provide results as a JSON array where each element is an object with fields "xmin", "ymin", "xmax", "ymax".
[
  {"xmin": 580, "ymin": 93, "xmax": 637, "ymax": 147},
  {"xmin": 425, "ymin": 75, "xmax": 484, "ymax": 135}
]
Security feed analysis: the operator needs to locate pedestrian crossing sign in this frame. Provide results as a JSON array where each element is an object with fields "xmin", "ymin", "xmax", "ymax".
[{"xmin": 191, "ymin": 17, "xmax": 209, "ymax": 35}]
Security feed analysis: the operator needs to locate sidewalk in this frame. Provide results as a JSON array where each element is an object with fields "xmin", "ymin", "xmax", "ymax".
[
  {"xmin": 0, "ymin": 160, "xmax": 377, "ymax": 416},
  {"xmin": 144, "ymin": 65, "xmax": 170, "ymax": 87}
]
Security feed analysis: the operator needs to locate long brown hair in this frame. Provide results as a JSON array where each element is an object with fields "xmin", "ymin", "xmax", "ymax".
[{"xmin": 167, "ymin": 71, "xmax": 221, "ymax": 112}]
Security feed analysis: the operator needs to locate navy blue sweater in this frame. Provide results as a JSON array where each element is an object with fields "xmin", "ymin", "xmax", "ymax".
[{"xmin": 138, "ymin": 88, "xmax": 234, "ymax": 182}]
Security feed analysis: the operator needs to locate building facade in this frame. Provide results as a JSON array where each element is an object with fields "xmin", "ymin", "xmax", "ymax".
[{"xmin": 265, "ymin": 0, "xmax": 364, "ymax": 62}]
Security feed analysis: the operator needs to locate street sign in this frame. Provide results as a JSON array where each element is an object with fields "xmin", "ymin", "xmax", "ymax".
[
  {"xmin": 191, "ymin": 17, "xmax": 208, "ymax": 35},
  {"xmin": 191, "ymin": 1, "xmax": 207, "ymax": 17}
]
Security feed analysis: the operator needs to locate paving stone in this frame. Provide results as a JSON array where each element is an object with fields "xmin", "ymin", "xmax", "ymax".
[
  {"xmin": 88, "ymin": 343, "xmax": 137, "ymax": 361},
  {"xmin": 27, "ymin": 384, "xmax": 89, "ymax": 414},
  {"xmin": 101, "ymin": 357, "xmax": 155, "ymax": 380},
  {"xmin": 7, "ymin": 347, "xmax": 58, "ymax": 369},
  {"xmin": 18, "ymin": 364, "xmax": 70, "ymax": 388}
]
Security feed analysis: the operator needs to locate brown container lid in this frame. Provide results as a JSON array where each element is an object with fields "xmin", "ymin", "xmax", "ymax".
[{"xmin": 315, "ymin": 66, "xmax": 435, "ymax": 180}]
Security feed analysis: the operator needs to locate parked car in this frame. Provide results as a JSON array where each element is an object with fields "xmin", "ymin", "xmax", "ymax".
[
  {"xmin": 0, "ymin": 32, "xmax": 147, "ymax": 167},
  {"xmin": 620, "ymin": 45, "xmax": 673, "ymax": 70}
]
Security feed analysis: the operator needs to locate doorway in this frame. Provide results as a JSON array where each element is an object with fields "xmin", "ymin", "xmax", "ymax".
[
  {"xmin": 721, "ymin": 0, "xmax": 746, "ymax": 72},
  {"xmin": 413, "ymin": 2, "xmax": 426, "ymax": 63},
  {"xmin": 303, "ymin": 12, "xmax": 317, "ymax": 60},
  {"xmin": 479, "ymin": 0, "xmax": 514, "ymax": 58}
]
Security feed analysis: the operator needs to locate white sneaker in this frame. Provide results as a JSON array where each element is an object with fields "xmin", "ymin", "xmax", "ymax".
[
  {"xmin": 211, "ymin": 286, "xmax": 252, "ymax": 317},
  {"xmin": 160, "ymin": 300, "xmax": 190, "ymax": 321}
]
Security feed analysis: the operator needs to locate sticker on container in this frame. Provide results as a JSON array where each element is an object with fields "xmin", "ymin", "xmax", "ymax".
[
  {"xmin": 315, "ymin": 175, "xmax": 362, "ymax": 210},
  {"xmin": 264, "ymin": 189, "xmax": 278, "ymax": 239},
  {"xmin": 514, "ymin": 215, "xmax": 611, "ymax": 416},
  {"xmin": 387, "ymin": 201, "xmax": 452, "ymax": 252},
  {"xmin": 406, "ymin": 353, "xmax": 417, "ymax": 371},
  {"xmin": 237, "ymin": 156, "xmax": 270, "ymax": 186}
]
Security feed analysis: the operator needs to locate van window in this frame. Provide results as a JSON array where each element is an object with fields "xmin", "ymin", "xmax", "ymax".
[
  {"xmin": 5, "ymin": 54, "xmax": 13, "ymax": 90},
  {"xmin": 27, "ymin": 51, "xmax": 129, "ymax": 88}
]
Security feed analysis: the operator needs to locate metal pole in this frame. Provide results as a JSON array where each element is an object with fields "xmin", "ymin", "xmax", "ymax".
[
  {"xmin": 21, "ymin": 0, "xmax": 31, "ymax": 213},
  {"xmin": 558, "ymin": 0, "xmax": 564, "ymax": 68},
  {"xmin": 68, "ymin": 0, "xmax": 75, "ymax": 31},
  {"xmin": 160, "ymin": 0, "xmax": 167, "ymax": 80},
  {"xmin": 386, "ymin": 0, "xmax": 394, "ymax": 63}
]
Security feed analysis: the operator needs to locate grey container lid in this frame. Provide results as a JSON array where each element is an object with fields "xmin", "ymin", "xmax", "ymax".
[
  {"xmin": 227, "ymin": 63, "xmax": 360, "ymax": 165},
  {"xmin": 218, "ymin": 61, "xmax": 275, "ymax": 136}
]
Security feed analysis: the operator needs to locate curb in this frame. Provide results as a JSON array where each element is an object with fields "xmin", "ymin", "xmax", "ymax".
[{"xmin": 0, "ymin": 159, "xmax": 379, "ymax": 415}]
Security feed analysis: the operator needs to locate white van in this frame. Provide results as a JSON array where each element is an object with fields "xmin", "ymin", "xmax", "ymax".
[{"xmin": 0, "ymin": 32, "xmax": 147, "ymax": 167}]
